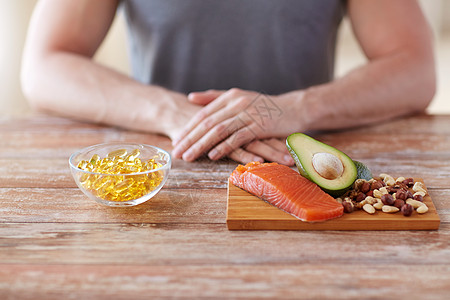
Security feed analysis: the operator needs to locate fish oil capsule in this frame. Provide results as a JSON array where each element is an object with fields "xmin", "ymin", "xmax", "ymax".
[
  {"xmin": 90, "ymin": 154, "xmax": 100, "ymax": 164},
  {"xmin": 107, "ymin": 149, "xmax": 127, "ymax": 158},
  {"xmin": 126, "ymin": 149, "xmax": 141, "ymax": 161}
]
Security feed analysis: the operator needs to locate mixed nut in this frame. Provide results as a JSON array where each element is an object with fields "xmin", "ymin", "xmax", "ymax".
[{"xmin": 336, "ymin": 174, "xmax": 429, "ymax": 217}]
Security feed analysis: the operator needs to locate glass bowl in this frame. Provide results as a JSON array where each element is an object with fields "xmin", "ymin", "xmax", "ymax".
[{"xmin": 69, "ymin": 142, "xmax": 171, "ymax": 207}]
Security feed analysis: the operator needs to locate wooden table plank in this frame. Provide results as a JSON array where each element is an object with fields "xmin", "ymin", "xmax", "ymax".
[
  {"xmin": 0, "ymin": 223, "xmax": 449, "ymax": 265},
  {"xmin": 1, "ymin": 264, "xmax": 449, "ymax": 300},
  {"xmin": 0, "ymin": 188, "xmax": 227, "ymax": 224}
]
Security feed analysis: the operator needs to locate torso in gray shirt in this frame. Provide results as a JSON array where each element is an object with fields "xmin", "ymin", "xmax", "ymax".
[{"xmin": 122, "ymin": 0, "xmax": 345, "ymax": 95}]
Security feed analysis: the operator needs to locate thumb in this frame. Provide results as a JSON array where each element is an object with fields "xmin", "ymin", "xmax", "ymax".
[{"xmin": 188, "ymin": 90, "xmax": 224, "ymax": 105}]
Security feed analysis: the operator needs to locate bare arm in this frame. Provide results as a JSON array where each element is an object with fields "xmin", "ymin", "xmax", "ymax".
[
  {"xmin": 300, "ymin": 0, "xmax": 435, "ymax": 130},
  {"xmin": 172, "ymin": 0, "xmax": 436, "ymax": 161},
  {"xmin": 21, "ymin": 0, "xmax": 198, "ymax": 139}
]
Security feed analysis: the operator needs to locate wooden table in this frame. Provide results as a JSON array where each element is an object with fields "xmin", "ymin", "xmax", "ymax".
[{"xmin": 0, "ymin": 113, "xmax": 449, "ymax": 299}]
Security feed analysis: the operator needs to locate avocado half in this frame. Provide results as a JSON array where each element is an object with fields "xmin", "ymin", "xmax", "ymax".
[{"xmin": 286, "ymin": 133, "xmax": 357, "ymax": 197}]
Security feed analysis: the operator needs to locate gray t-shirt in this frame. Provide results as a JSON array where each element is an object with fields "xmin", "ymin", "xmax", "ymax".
[{"xmin": 122, "ymin": 0, "xmax": 345, "ymax": 95}]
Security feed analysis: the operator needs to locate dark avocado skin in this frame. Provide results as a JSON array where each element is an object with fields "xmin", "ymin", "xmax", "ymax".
[
  {"xmin": 354, "ymin": 160, "xmax": 373, "ymax": 181},
  {"xmin": 286, "ymin": 139, "xmax": 355, "ymax": 198}
]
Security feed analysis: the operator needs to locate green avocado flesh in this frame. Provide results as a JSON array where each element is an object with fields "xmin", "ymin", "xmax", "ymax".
[
  {"xmin": 286, "ymin": 133, "xmax": 357, "ymax": 197},
  {"xmin": 354, "ymin": 160, "xmax": 373, "ymax": 181}
]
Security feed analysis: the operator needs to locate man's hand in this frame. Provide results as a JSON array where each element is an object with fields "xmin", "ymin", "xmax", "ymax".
[{"xmin": 172, "ymin": 88, "xmax": 304, "ymax": 162}]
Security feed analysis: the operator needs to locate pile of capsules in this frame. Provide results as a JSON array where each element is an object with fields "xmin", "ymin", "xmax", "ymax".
[{"xmin": 76, "ymin": 148, "xmax": 163, "ymax": 202}]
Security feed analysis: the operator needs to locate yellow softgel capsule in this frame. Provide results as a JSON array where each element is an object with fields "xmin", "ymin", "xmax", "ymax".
[
  {"xmin": 107, "ymin": 149, "xmax": 127, "ymax": 158},
  {"xmin": 126, "ymin": 149, "xmax": 141, "ymax": 161}
]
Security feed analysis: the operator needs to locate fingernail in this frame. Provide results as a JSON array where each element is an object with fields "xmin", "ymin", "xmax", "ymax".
[
  {"xmin": 172, "ymin": 148, "xmax": 181, "ymax": 158},
  {"xmin": 255, "ymin": 157, "xmax": 264, "ymax": 163},
  {"xmin": 182, "ymin": 150, "xmax": 194, "ymax": 161},
  {"xmin": 208, "ymin": 149, "xmax": 219, "ymax": 160},
  {"xmin": 284, "ymin": 155, "xmax": 294, "ymax": 164}
]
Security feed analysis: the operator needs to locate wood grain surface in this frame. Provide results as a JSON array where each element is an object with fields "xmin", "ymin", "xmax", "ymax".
[
  {"xmin": 227, "ymin": 180, "xmax": 440, "ymax": 230},
  {"xmin": 0, "ymin": 113, "xmax": 449, "ymax": 299}
]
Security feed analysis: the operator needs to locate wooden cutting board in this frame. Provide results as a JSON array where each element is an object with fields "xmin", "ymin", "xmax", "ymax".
[{"xmin": 226, "ymin": 179, "xmax": 440, "ymax": 230}]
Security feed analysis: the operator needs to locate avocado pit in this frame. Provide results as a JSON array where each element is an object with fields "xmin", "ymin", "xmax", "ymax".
[{"xmin": 312, "ymin": 152, "xmax": 344, "ymax": 180}]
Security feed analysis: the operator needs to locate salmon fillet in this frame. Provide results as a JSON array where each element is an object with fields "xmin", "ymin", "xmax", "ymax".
[{"xmin": 229, "ymin": 162, "xmax": 343, "ymax": 222}]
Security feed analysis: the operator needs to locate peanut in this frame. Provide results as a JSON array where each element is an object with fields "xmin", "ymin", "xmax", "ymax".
[
  {"xmin": 406, "ymin": 199, "xmax": 425, "ymax": 209},
  {"xmin": 413, "ymin": 182, "xmax": 427, "ymax": 193},
  {"xmin": 365, "ymin": 196, "xmax": 378, "ymax": 205},
  {"xmin": 363, "ymin": 204, "xmax": 376, "ymax": 214},
  {"xmin": 396, "ymin": 176, "xmax": 406, "ymax": 183},
  {"xmin": 413, "ymin": 191, "xmax": 426, "ymax": 198},
  {"xmin": 379, "ymin": 187, "xmax": 389, "ymax": 195},
  {"xmin": 383, "ymin": 175, "xmax": 396, "ymax": 187},
  {"xmin": 416, "ymin": 204, "xmax": 429, "ymax": 214},
  {"xmin": 382, "ymin": 205, "xmax": 400, "ymax": 213},
  {"xmin": 373, "ymin": 189, "xmax": 383, "ymax": 199},
  {"xmin": 373, "ymin": 201, "xmax": 384, "ymax": 210},
  {"xmin": 379, "ymin": 173, "xmax": 389, "ymax": 180}
]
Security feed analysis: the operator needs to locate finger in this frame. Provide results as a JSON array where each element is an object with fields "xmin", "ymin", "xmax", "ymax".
[
  {"xmin": 261, "ymin": 138, "xmax": 291, "ymax": 155},
  {"xmin": 208, "ymin": 124, "xmax": 260, "ymax": 160},
  {"xmin": 180, "ymin": 118, "xmax": 246, "ymax": 162},
  {"xmin": 172, "ymin": 93, "xmax": 230, "ymax": 146},
  {"xmin": 244, "ymin": 140, "xmax": 294, "ymax": 166},
  {"xmin": 228, "ymin": 148, "xmax": 264, "ymax": 165},
  {"xmin": 172, "ymin": 105, "xmax": 244, "ymax": 159},
  {"xmin": 187, "ymin": 90, "xmax": 224, "ymax": 105}
]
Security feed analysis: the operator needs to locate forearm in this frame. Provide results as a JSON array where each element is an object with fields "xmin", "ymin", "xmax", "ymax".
[
  {"xmin": 294, "ymin": 49, "xmax": 435, "ymax": 131},
  {"xmin": 22, "ymin": 52, "xmax": 197, "ymax": 138}
]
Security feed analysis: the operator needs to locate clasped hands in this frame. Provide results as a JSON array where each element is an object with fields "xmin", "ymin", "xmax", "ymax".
[{"xmin": 172, "ymin": 88, "xmax": 301, "ymax": 166}]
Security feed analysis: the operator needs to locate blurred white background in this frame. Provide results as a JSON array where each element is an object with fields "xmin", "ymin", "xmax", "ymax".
[{"xmin": 1, "ymin": 0, "xmax": 449, "ymax": 116}]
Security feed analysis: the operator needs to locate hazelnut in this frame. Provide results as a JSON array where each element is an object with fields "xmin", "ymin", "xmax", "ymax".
[
  {"xmin": 355, "ymin": 192, "xmax": 366, "ymax": 202},
  {"xmin": 413, "ymin": 194, "xmax": 424, "ymax": 202},
  {"xmin": 371, "ymin": 180, "xmax": 383, "ymax": 190},
  {"xmin": 395, "ymin": 189, "xmax": 408, "ymax": 201},
  {"xmin": 387, "ymin": 186, "xmax": 399, "ymax": 193},
  {"xmin": 394, "ymin": 199, "xmax": 405, "ymax": 209},
  {"xmin": 366, "ymin": 190, "xmax": 374, "ymax": 197},
  {"xmin": 401, "ymin": 203, "xmax": 413, "ymax": 217},
  {"xmin": 402, "ymin": 178, "xmax": 414, "ymax": 187},
  {"xmin": 360, "ymin": 181, "xmax": 371, "ymax": 193},
  {"xmin": 342, "ymin": 201, "xmax": 354, "ymax": 213},
  {"xmin": 406, "ymin": 190, "xmax": 414, "ymax": 199},
  {"xmin": 381, "ymin": 194, "xmax": 395, "ymax": 206}
]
